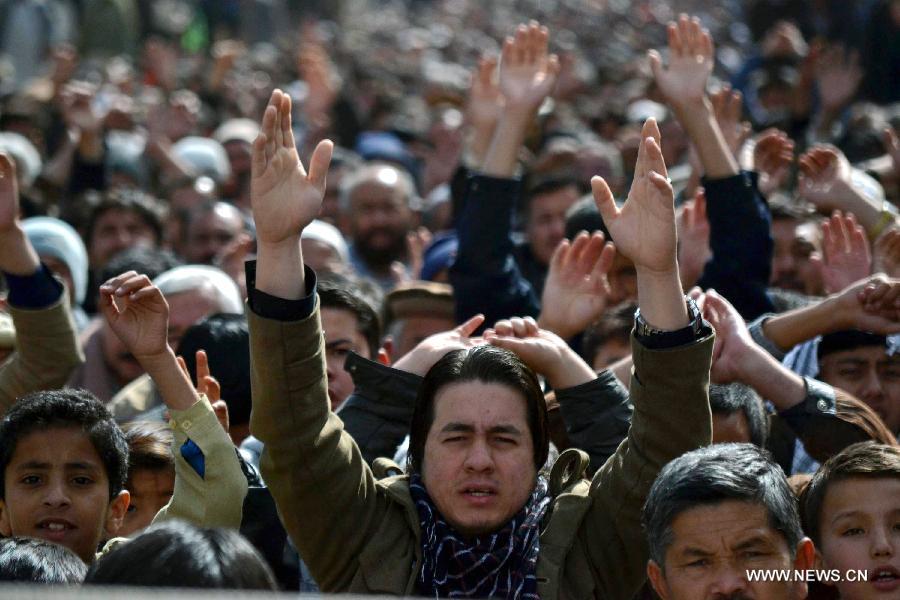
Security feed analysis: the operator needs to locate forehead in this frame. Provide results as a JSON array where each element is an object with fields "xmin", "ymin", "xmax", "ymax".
[
  {"xmin": 431, "ymin": 381, "xmax": 529, "ymax": 429},
  {"xmin": 820, "ymin": 345, "xmax": 893, "ymax": 366},
  {"xmin": 821, "ymin": 476, "xmax": 900, "ymax": 521},
  {"xmin": 6, "ymin": 426, "xmax": 104, "ymax": 471},
  {"xmin": 528, "ymin": 186, "xmax": 580, "ymax": 216},
  {"xmin": 351, "ymin": 177, "xmax": 406, "ymax": 204},
  {"xmin": 320, "ymin": 307, "xmax": 365, "ymax": 341},
  {"xmin": 95, "ymin": 207, "xmax": 147, "ymax": 230},
  {"xmin": 667, "ymin": 500, "xmax": 789, "ymax": 554},
  {"xmin": 772, "ymin": 218, "xmax": 820, "ymax": 245}
]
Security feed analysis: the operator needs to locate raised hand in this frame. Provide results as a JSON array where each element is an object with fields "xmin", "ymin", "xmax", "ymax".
[
  {"xmin": 648, "ymin": 14, "xmax": 714, "ymax": 108},
  {"xmin": 677, "ymin": 189, "xmax": 711, "ymax": 290},
  {"xmin": 797, "ymin": 144, "xmax": 853, "ymax": 210},
  {"xmin": 751, "ymin": 129, "xmax": 794, "ymax": 197},
  {"xmin": 538, "ymin": 232, "xmax": 615, "ymax": 339},
  {"xmin": 0, "ymin": 153, "xmax": 19, "ymax": 234},
  {"xmin": 701, "ymin": 289, "xmax": 755, "ymax": 384},
  {"xmin": 466, "ymin": 55, "xmax": 504, "ymax": 131},
  {"xmin": 392, "ymin": 315, "xmax": 486, "ymax": 376},
  {"xmin": 710, "ymin": 86, "xmax": 751, "ymax": 156},
  {"xmin": 873, "ymin": 227, "xmax": 900, "ymax": 278},
  {"xmin": 99, "ymin": 271, "xmax": 169, "ymax": 361},
  {"xmin": 498, "ymin": 21, "xmax": 560, "ymax": 113},
  {"xmin": 815, "ymin": 45, "xmax": 862, "ymax": 114},
  {"xmin": 61, "ymin": 81, "xmax": 103, "ymax": 134},
  {"xmin": 820, "ymin": 211, "xmax": 871, "ymax": 294},
  {"xmin": 177, "ymin": 351, "xmax": 229, "ymax": 434},
  {"xmin": 251, "ymin": 89, "xmax": 333, "ymax": 249},
  {"xmin": 593, "ymin": 118, "xmax": 675, "ymax": 275},
  {"xmin": 485, "ymin": 317, "xmax": 596, "ymax": 389}
]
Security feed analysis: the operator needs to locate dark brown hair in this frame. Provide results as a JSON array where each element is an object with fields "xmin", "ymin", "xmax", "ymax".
[{"xmin": 407, "ymin": 345, "xmax": 549, "ymax": 475}]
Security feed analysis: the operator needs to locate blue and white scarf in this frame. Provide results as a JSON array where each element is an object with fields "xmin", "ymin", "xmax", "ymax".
[{"xmin": 409, "ymin": 474, "xmax": 551, "ymax": 599}]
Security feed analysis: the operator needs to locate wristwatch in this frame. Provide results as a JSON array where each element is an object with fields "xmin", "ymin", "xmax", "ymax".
[{"xmin": 634, "ymin": 297, "xmax": 705, "ymax": 348}]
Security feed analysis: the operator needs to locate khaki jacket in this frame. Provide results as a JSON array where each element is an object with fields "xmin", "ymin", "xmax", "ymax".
[
  {"xmin": 0, "ymin": 294, "xmax": 83, "ymax": 415},
  {"xmin": 249, "ymin": 302, "xmax": 713, "ymax": 600}
]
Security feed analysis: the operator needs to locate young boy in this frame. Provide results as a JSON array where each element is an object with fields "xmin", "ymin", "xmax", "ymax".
[
  {"xmin": 0, "ymin": 271, "xmax": 247, "ymax": 563},
  {"xmin": 801, "ymin": 442, "xmax": 900, "ymax": 599}
]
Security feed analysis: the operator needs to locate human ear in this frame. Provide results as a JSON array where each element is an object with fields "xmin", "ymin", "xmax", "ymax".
[
  {"xmin": 104, "ymin": 490, "xmax": 130, "ymax": 537},
  {"xmin": 792, "ymin": 538, "xmax": 817, "ymax": 599},
  {"xmin": 0, "ymin": 499, "xmax": 11, "ymax": 537},
  {"xmin": 647, "ymin": 560, "xmax": 670, "ymax": 600}
]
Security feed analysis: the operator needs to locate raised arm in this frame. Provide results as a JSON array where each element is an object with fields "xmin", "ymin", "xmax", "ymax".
[
  {"xmin": 651, "ymin": 15, "xmax": 774, "ymax": 320},
  {"xmin": 100, "ymin": 272, "xmax": 246, "ymax": 528},
  {"xmin": 580, "ymin": 118, "xmax": 715, "ymax": 598},
  {"xmin": 0, "ymin": 153, "xmax": 83, "ymax": 413},
  {"xmin": 450, "ymin": 21, "xmax": 559, "ymax": 326}
]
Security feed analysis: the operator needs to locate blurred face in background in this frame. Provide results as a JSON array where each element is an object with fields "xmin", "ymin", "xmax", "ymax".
[
  {"xmin": 525, "ymin": 184, "xmax": 580, "ymax": 267},
  {"xmin": 770, "ymin": 217, "xmax": 824, "ymax": 295},
  {"xmin": 346, "ymin": 169, "xmax": 413, "ymax": 268}
]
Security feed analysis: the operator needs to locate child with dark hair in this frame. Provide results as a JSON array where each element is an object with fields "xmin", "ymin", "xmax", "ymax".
[
  {"xmin": 800, "ymin": 442, "xmax": 900, "ymax": 599},
  {"xmin": 0, "ymin": 388, "xmax": 130, "ymax": 563},
  {"xmin": 0, "ymin": 537, "xmax": 87, "ymax": 583},
  {"xmin": 118, "ymin": 421, "xmax": 175, "ymax": 538},
  {"xmin": 0, "ymin": 269, "xmax": 247, "ymax": 564},
  {"xmin": 84, "ymin": 520, "xmax": 277, "ymax": 590}
]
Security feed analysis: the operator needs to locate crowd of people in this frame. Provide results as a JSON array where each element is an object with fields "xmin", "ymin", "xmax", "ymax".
[{"xmin": 0, "ymin": 0, "xmax": 899, "ymax": 598}]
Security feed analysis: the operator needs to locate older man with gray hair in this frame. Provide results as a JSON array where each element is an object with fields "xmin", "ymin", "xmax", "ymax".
[{"xmin": 102, "ymin": 265, "xmax": 243, "ymax": 422}]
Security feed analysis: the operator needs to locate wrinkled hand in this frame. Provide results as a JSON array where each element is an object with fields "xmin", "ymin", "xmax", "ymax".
[
  {"xmin": 701, "ymin": 289, "xmax": 756, "ymax": 384},
  {"xmin": 873, "ymin": 227, "xmax": 900, "ymax": 278},
  {"xmin": 710, "ymin": 86, "xmax": 751, "ymax": 156},
  {"xmin": 538, "ymin": 232, "xmax": 615, "ymax": 339},
  {"xmin": 498, "ymin": 21, "xmax": 560, "ymax": 112},
  {"xmin": 798, "ymin": 144, "xmax": 853, "ymax": 210},
  {"xmin": 677, "ymin": 189, "xmax": 711, "ymax": 290},
  {"xmin": 593, "ymin": 118, "xmax": 675, "ymax": 274},
  {"xmin": 466, "ymin": 55, "xmax": 504, "ymax": 130},
  {"xmin": 485, "ymin": 317, "xmax": 595, "ymax": 389},
  {"xmin": 392, "ymin": 315, "xmax": 486, "ymax": 376},
  {"xmin": 815, "ymin": 45, "xmax": 862, "ymax": 113},
  {"xmin": 100, "ymin": 271, "xmax": 169, "ymax": 361},
  {"xmin": 819, "ymin": 211, "xmax": 871, "ymax": 294},
  {"xmin": 648, "ymin": 14, "xmax": 714, "ymax": 108},
  {"xmin": 251, "ymin": 89, "xmax": 333, "ymax": 248},
  {"xmin": 0, "ymin": 153, "xmax": 20, "ymax": 234},
  {"xmin": 752, "ymin": 129, "xmax": 794, "ymax": 197}
]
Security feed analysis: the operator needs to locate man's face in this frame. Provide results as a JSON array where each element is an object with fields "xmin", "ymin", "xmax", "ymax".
[
  {"xmin": 321, "ymin": 307, "xmax": 371, "ymax": 409},
  {"xmin": 525, "ymin": 185, "xmax": 580, "ymax": 267},
  {"xmin": 817, "ymin": 477, "xmax": 900, "ymax": 599},
  {"xmin": 818, "ymin": 346, "xmax": 900, "ymax": 434},
  {"xmin": 117, "ymin": 467, "xmax": 174, "ymax": 538},
  {"xmin": 422, "ymin": 380, "xmax": 535, "ymax": 537},
  {"xmin": 167, "ymin": 289, "xmax": 221, "ymax": 351},
  {"xmin": 607, "ymin": 254, "xmax": 638, "ymax": 305},
  {"xmin": 348, "ymin": 177, "xmax": 411, "ymax": 267},
  {"xmin": 0, "ymin": 426, "xmax": 129, "ymax": 564},
  {"xmin": 101, "ymin": 322, "xmax": 144, "ymax": 386},
  {"xmin": 648, "ymin": 501, "xmax": 811, "ymax": 600},
  {"xmin": 89, "ymin": 208, "xmax": 157, "ymax": 269},
  {"xmin": 770, "ymin": 218, "xmax": 824, "ymax": 295},
  {"xmin": 184, "ymin": 204, "xmax": 243, "ymax": 264},
  {"xmin": 393, "ymin": 314, "xmax": 456, "ymax": 361}
]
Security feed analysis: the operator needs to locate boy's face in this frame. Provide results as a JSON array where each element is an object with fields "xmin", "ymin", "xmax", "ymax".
[
  {"xmin": 321, "ymin": 307, "xmax": 371, "ymax": 409},
  {"xmin": 117, "ymin": 467, "xmax": 174, "ymax": 538},
  {"xmin": 818, "ymin": 477, "xmax": 900, "ymax": 599},
  {"xmin": 0, "ymin": 426, "xmax": 129, "ymax": 564}
]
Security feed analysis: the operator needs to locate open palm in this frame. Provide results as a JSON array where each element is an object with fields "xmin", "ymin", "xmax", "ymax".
[
  {"xmin": 251, "ymin": 89, "xmax": 333, "ymax": 247},
  {"xmin": 498, "ymin": 21, "xmax": 560, "ymax": 112},
  {"xmin": 649, "ymin": 15, "xmax": 714, "ymax": 107},
  {"xmin": 593, "ymin": 118, "xmax": 676, "ymax": 274}
]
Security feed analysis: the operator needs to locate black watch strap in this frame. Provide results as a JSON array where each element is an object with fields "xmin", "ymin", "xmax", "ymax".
[{"xmin": 634, "ymin": 297, "xmax": 707, "ymax": 350}]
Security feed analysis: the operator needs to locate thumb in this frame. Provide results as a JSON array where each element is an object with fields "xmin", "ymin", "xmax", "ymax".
[
  {"xmin": 591, "ymin": 176, "xmax": 618, "ymax": 225},
  {"xmin": 647, "ymin": 50, "xmax": 664, "ymax": 83},
  {"xmin": 307, "ymin": 139, "xmax": 334, "ymax": 191},
  {"xmin": 456, "ymin": 314, "xmax": 485, "ymax": 337}
]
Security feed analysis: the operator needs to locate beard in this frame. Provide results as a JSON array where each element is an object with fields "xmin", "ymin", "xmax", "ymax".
[{"xmin": 354, "ymin": 227, "xmax": 408, "ymax": 269}]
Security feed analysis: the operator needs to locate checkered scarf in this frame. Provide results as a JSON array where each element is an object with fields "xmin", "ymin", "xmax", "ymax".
[{"xmin": 409, "ymin": 473, "xmax": 551, "ymax": 599}]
